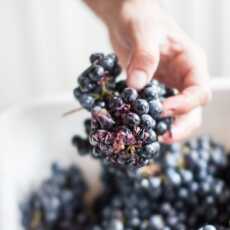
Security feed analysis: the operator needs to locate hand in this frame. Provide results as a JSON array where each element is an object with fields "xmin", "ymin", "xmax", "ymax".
[{"xmin": 84, "ymin": 0, "xmax": 212, "ymax": 143}]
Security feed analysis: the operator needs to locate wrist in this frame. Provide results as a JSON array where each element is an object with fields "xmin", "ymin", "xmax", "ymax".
[
  {"xmin": 83, "ymin": 0, "xmax": 160, "ymax": 25},
  {"xmin": 83, "ymin": 0, "xmax": 122, "ymax": 22}
]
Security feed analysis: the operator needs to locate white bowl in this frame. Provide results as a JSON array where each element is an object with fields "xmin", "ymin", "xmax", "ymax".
[
  {"xmin": 0, "ymin": 79, "xmax": 230, "ymax": 230},
  {"xmin": 0, "ymin": 94, "xmax": 102, "ymax": 230}
]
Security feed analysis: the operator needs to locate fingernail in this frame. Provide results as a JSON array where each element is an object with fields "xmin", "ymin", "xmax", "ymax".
[{"xmin": 128, "ymin": 70, "xmax": 148, "ymax": 89}]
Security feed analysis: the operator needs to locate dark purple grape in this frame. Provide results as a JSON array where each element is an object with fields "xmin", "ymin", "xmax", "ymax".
[
  {"xmin": 133, "ymin": 99, "xmax": 149, "ymax": 115},
  {"xmin": 78, "ymin": 94, "xmax": 95, "ymax": 111},
  {"xmin": 145, "ymin": 129, "xmax": 157, "ymax": 144},
  {"xmin": 89, "ymin": 65, "xmax": 105, "ymax": 81},
  {"xmin": 92, "ymin": 147, "xmax": 103, "ymax": 159},
  {"xmin": 72, "ymin": 135, "xmax": 91, "ymax": 155},
  {"xmin": 79, "ymin": 75, "xmax": 96, "ymax": 93},
  {"xmin": 149, "ymin": 100, "xmax": 163, "ymax": 118},
  {"xmin": 112, "ymin": 65, "xmax": 122, "ymax": 77},
  {"xmin": 144, "ymin": 142, "xmax": 160, "ymax": 157},
  {"xmin": 143, "ymin": 85, "xmax": 159, "ymax": 100},
  {"xmin": 156, "ymin": 121, "xmax": 168, "ymax": 135},
  {"xmin": 121, "ymin": 88, "xmax": 138, "ymax": 103},
  {"xmin": 92, "ymin": 107, "xmax": 115, "ymax": 130},
  {"xmin": 100, "ymin": 54, "xmax": 117, "ymax": 72},
  {"xmin": 108, "ymin": 96, "xmax": 124, "ymax": 111},
  {"xmin": 115, "ymin": 80, "xmax": 126, "ymax": 93},
  {"xmin": 141, "ymin": 114, "xmax": 156, "ymax": 129},
  {"xmin": 90, "ymin": 53, "xmax": 104, "ymax": 63},
  {"xmin": 125, "ymin": 112, "xmax": 141, "ymax": 127},
  {"xmin": 73, "ymin": 87, "xmax": 81, "ymax": 99}
]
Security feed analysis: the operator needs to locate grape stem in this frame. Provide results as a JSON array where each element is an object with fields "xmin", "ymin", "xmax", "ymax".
[{"xmin": 62, "ymin": 107, "xmax": 83, "ymax": 117}]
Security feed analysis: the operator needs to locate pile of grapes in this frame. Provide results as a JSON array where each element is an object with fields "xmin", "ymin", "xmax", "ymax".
[
  {"xmin": 21, "ymin": 137, "xmax": 230, "ymax": 230},
  {"xmin": 20, "ymin": 164, "xmax": 89, "ymax": 230},
  {"xmin": 21, "ymin": 53, "xmax": 230, "ymax": 230},
  {"xmin": 73, "ymin": 53, "xmax": 175, "ymax": 168}
]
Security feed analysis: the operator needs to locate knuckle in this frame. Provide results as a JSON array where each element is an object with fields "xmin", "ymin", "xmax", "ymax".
[
  {"xmin": 133, "ymin": 49, "xmax": 159, "ymax": 68},
  {"xmin": 121, "ymin": 2, "xmax": 138, "ymax": 23}
]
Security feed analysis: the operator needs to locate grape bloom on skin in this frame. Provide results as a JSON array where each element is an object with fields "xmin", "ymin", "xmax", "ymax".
[{"xmin": 73, "ymin": 53, "xmax": 176, "ymax": 168}]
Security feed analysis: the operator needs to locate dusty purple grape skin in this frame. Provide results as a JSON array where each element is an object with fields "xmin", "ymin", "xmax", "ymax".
[{"xmin": 73, "ymin": 53, "xmax": 175, "ymax": 168}]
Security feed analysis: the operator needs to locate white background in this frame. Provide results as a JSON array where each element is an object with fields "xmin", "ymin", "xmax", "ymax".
[{"xmin": 0, "ymin": 0, "xmax": 230, "ymax": 110}]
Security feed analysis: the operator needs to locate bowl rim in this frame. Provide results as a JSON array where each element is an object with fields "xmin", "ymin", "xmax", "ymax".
[{"xmin": 0, "ymin": 92, "xmax": 76, "ymax": 121}]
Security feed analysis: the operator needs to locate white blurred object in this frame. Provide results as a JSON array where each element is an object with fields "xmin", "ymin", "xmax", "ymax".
[
  {"xmin": 0, "ymin": 78, "xmax": 230, "ymax": 229},
  {"xmin": 0, "ymin": 0, "xmax": 110, "ymax": 109},
  {"xmin": 0, "ymin": 0, "xmax": 230, "ymax": 108},
  {"xmin": 0, "ymin": 93, "xmax": 101, "ymax": 230},
  {"xmin": 164, "ymin": 0, "xmax": 230, "ymax": 76}
]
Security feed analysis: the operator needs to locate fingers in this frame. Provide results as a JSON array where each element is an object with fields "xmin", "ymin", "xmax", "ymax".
[
  {"xmin": 162, "ymin": 45, "xmax": 212, "ymax": 116},
  {"xmin": 163, "ymin": 84, "xmax": 212, "ymax": 116},
  {"xmin": 126, "ymin": 16, "xmax": 162, "ymax": 89},
  {"xmin": 109, "ymin": 32, "xmax": 130, "ymax": 70},
  {"xmin": 128, "ymin": 49, "xmax": 159, "ymax": 89},
  {"xmin": 161, "ymin": 107, "xmax": 202, "ymax": 144},
  {"xmin": 127, "ymin": 47, "xmax": 160, "ymax": 90}
]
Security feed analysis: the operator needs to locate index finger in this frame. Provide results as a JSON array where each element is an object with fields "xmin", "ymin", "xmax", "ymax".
[
  {"xmin": 163, "ymin": 83, "xmax": 212, "ymax": 116},
  {"xmin": 162, "ymin": 43, "xmax": 212, "ymax": 116}
]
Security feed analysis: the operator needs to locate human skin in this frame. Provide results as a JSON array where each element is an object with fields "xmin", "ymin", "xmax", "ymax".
[{"xmin": 84, "ymin": 0, "xmax": 212, "ymax": 144}]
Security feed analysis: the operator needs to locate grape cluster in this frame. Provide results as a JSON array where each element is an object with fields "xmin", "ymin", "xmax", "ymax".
[
  {"xmin": 73, "ymin": 53, "xmax": 121, "ymax": 111},
  {"xmin": 21, "ymin": 137, "xmax": 230, "ymax": 230},
  {"xmin": 20, "ymin": 163, "xmax": 89, "ymax": 230},
  {"xmin": 72, "ymin": 119, "xmax": 92, "ymax": 156},
  {"xmin": 89, "ymin": 136, "xmax": 230, "ymax": 230},
  {"xmin": 20, "ymin": 52, "xmax": 230, "ymax": 230},
  {"xmin": 73, "ymin": 53, "xmax": 176, "ymax": 168}
]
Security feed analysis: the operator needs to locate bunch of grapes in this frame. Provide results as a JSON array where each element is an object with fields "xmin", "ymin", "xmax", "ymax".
[
  {"xmin": 73, "ymin": 53, "xmax": 176, "ymax": 168},
  {"xmin": 21, "ymin": 137, "xmax": 230, "ymax": 230},
  {"xmin": 89, "ymin": 137, "xmax": 230, "ymax": 230},
  {"xmin": 20, "ymin": 53, "xmax": 230, "ymax": 230},
  {"xmin": 20, "ymin": 164, "xmax": 89, "ymax": 230},
  {"xmin": 72, "ymin": 118, "xmax": 92, "ymax": 156},
  {"xmin": 73, "ymin": 53, "xmax": 121, "ymax": 111}
]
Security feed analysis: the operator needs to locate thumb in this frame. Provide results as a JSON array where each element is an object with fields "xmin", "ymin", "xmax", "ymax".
[{"xmin": 127, "ymin": 44, "xmax": 160, "ymax": 90}]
